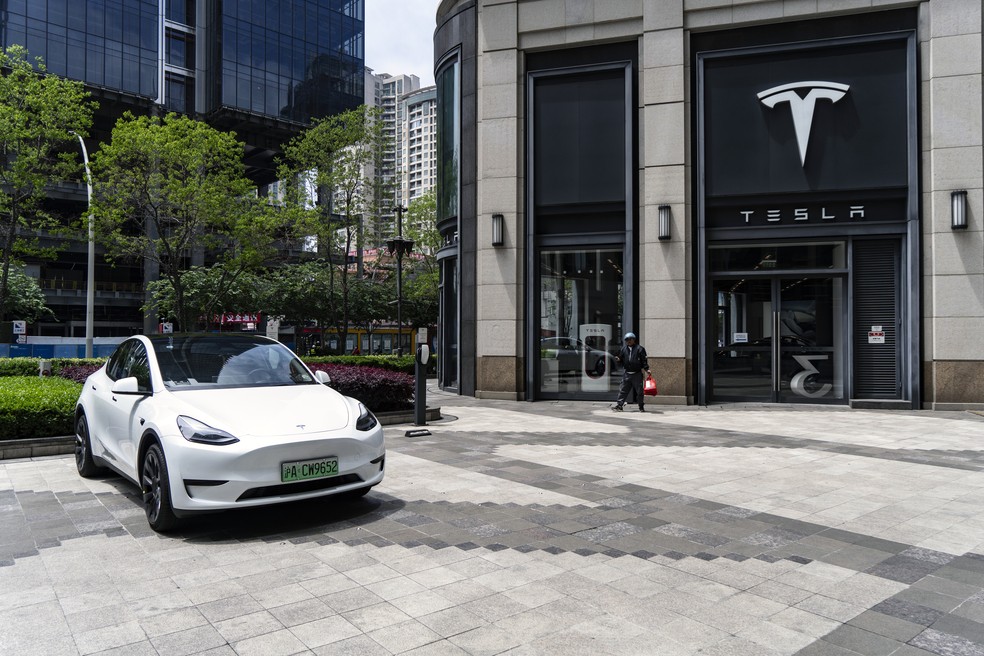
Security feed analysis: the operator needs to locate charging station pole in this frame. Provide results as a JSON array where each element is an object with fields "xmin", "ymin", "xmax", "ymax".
[{"xmin": 414, "ymin": 328, "xmax": 428, "ymax": 426}]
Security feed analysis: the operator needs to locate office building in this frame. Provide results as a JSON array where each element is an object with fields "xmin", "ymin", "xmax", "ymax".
[
  {"xmin": 2, "ymin": 0, "xmax": 365, "ymax": 338},
  {"xmin": 435, "ymin": 0, "xmax": 983, "ymax": 409}
]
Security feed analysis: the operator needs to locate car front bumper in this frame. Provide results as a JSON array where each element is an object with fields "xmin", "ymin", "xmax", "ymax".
[{"xmin": 161, "ymin": 427, "xmax": 385, "ymax": 512}]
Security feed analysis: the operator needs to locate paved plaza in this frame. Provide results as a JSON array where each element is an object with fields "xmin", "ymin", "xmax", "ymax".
[{"xmin": 4, "ymin": 394, "xmax": 984, "ymax": 655}]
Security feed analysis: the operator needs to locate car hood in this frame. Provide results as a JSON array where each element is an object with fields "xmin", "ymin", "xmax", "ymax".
[{"xmin": 169, "ymin": 384, "xmax": 352, "ymax": 437}]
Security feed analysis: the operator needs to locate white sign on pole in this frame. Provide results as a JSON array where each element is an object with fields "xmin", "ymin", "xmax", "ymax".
[
  {"xmin": 12, "ymin": 320, "xmax": 26, "ymax": 335},
  {"xmin": 15, "ymin": 335, "xmax": 27, "ymax": 344},
  {"xmin": 161, "ymin": 322, "xmax": 174, "ymax": 334},
  {"xmin": 266, "ymin": 318, "xmax": 280, "ymax": 340}
]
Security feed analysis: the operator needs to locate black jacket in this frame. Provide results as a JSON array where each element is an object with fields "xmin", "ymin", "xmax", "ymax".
[{"xmin": 617, "ymin": 344, "xmax": 649, "ymax": 374}]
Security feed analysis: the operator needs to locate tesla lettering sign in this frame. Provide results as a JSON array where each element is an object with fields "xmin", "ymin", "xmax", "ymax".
[{"xmin": 758, "ymin": 81, "xmax": 849, "ymax": 167}]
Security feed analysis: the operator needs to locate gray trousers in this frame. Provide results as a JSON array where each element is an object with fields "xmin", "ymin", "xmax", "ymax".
[{"xmin": 616, "ymin": 371, "xmax": 644, "ymax": 407}]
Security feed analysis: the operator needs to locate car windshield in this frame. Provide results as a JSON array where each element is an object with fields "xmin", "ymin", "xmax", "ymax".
[{"xmin": 150, "ymin": 335, "xmax": 315, "ymax": 389}]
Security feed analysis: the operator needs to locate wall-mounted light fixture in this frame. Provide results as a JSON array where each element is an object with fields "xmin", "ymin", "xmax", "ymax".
[
  {"xmin": 951, "ymin": 190, "xmax": 968, "ymax": 230},
  {"xmin": 658, "ymin": 205, "xmax": 671, "ymax": 241},
  {"xmin": 491, "ymin": 213, "xmax": 504, "ymax": 247}
]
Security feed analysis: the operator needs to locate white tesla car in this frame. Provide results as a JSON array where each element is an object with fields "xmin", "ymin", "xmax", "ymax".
[{"xmin": 74, "ymin": 334, "xmax": 385, "ymax": 532}]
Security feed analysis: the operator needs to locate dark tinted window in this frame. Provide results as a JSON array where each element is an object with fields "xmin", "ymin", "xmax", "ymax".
[
  {"xmin": 533, "ymin": 69, "xmax": 626, "ymax": 208},
  {"xmin": 105, "ymin": 341, "xmax": 133, "ymax": 381}
]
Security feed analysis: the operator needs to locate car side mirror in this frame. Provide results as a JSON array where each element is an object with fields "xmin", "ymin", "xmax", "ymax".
[
  {"xmin": 112, "ymin": 377, "xmax": 150, "ymax": 395},
  {"xmin": 314, "ymin": 370, "xmax": 331, "ymax": 385}
]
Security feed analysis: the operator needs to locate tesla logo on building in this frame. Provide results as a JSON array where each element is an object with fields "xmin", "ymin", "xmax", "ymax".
[{"xmin": 758, "ymin": 81, "xmax": 850, "ymax": 166}]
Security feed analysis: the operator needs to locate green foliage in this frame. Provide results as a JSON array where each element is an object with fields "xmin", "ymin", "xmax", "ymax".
[
  {"xmin": 405, "ymin": 191, "xmax": 441, "ymax": 258},
  {"xmin": 0, "ymin": 376, "xmax": 82, "ymax": 439},
  {"xmin": 147, "ymin": 265, "xmax": 267, "ymax": 328},
  {"xmin": 278, "ymin": 106, "xmax": 391, "ymax": 350},
  {"xmin": 302, "ymin": 355, "xmax": 420, "ymax": 375},
  {"xmin": 0, "ymin": 357, "xmax": 106, "ymax": 377},
  {"xmin": 0, "ymin": 45, "xmax": 95, "ymax": 322},
  {"xmin": 90, "ymin": 113, "xmax": 279, "ymax": 331},
  {"xmin": 0, "ymin": 269, "xmax": 54, "ymax": 323},
  {"xmin": 260, "ymin": 260, "xmax": 341, "ymax": 326}
]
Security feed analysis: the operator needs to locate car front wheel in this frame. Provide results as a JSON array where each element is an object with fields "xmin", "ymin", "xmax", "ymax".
[
  {"xmin": 142, "ymin": 442, "xmax": 179, "ymax": 532},
  {"xmin": 75, "ymin": 413, "xmax": 103, "ymax": 478}
]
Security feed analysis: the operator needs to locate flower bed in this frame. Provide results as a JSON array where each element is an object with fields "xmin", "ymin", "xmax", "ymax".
[{"xmin": 305, "ymin": 363, "xmax": 414, "ymax": 412}]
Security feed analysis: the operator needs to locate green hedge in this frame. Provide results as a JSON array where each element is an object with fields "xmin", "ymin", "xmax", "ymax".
[
  {"xmin": 0, "ymin": 358, "xmax": 106, "ymax": 377},
  {"xmin": 0, "ymin": 376, "xmax": 82, "ymax": 439},
  {"xmin": 301, "ymin": 354, "xmax": 435, "ymax": 375}
]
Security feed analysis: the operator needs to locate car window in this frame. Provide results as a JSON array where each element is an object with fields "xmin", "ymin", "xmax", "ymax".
[
  {"xmin": 123, "ymin": 342, "xmax": 152, "ymax": 392},
  {"xmin": 152, "ymin": 336, "xmax": 315, "ymax": 389},
  {"xmin": 105, "ymin": 341, "xmax": 134, "ymax": 381}
]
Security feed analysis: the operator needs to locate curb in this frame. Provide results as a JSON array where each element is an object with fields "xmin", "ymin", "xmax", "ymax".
[{"xmin": 0, "ymin": 407, "xmax": 442, "ymax": 461}]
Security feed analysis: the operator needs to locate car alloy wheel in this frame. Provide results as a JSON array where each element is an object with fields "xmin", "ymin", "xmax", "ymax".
[
  {"xmin": 141, "ymin": 443, "xmax": 178, "ymax": 532},
  {"xmin": 74, "ymin": 413, "xmax": 101, "ymax": 478}
]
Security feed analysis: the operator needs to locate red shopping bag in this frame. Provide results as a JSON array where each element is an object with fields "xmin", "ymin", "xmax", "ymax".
[{"xmin": 643, "ymin": 372, "xmax": 658, "ymax": 396}]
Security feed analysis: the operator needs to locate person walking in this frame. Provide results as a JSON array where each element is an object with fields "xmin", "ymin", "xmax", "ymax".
[{"xmin": 612, "ymin": 332, "xmax": 651, "ymax": 412}]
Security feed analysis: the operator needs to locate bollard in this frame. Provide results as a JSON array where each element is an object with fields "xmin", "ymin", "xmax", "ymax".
[{"xmin": 38, "ymin": 360, "xmax": 52, "ymax": 377}]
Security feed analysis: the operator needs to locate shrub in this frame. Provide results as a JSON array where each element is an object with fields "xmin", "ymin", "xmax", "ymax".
[
  {"xmin": 0, "ymin": 358, "xmax": 107, "ymax": 378},
  {"xmin": 0, "ymin": 376, "xmax": 82, "ymax": 439},
  {"xmin": 302, "ymin": 354, "xmax": 437, "ymax": 376},
  {"xmin": 306, "ymin": 363, "xmax": 414, "ymax": 413},
  {"xmin": 0, "ymin": 358, "xmax": 39, "ymax": 377},
  {"xmin": 57, "ymin": 363, "xmax": 104, "ymax": 384}
]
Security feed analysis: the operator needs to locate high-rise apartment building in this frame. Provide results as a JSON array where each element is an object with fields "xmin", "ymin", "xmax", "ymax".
[
  {"xmin": 1, "ymin": 0, "xmax": 365, "ymax": 339},
  {"xmin": 363, "ymin": 69, "xmax": 419, "ymax": 241},
  {"xmin": 402, "ymin": 86, "xmax": 437, "ymax": 205}
]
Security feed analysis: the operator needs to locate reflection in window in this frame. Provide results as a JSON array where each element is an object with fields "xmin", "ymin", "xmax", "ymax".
[
  {"xmin": 436, "ymin": 58, "xmax": 459, "ymax": 223},
  {"xmin": 539, "ymin": 250, "xmax": 624, "ymax": 397},
  {"xmin": 2, "ymin": 0, "xmax": 160, "ymax": 98}
]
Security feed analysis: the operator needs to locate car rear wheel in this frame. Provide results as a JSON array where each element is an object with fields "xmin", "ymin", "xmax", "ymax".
[
  {"xmin": 142, "ymin": 443, "xmax": 179, "ymax": 532},
  {"xmin": 75, "ymin": 413, "xmax": 103, "ymax": 478}
]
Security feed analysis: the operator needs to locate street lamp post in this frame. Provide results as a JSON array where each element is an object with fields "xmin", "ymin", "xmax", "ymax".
[
  {"xmin": 71, "ymin": 131, "xmax": 95, "ymax": 359},
  {"xmin": 386, "ymin": 205, "xmax": 414, "ymax": 357}
]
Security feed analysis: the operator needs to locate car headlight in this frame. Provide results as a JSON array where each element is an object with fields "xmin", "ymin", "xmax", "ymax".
[
  {"xmin": 356, "ymin": 403, "xmax": 378, "ymax": 431},
  {"xmin": 177, "ymin": 416, "xmax": 240, "ymax": 445}
]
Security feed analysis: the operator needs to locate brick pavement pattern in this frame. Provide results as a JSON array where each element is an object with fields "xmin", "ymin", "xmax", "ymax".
[{"xmin": 3, "ymin": 396, "xmax": 984, "ymax": 655}]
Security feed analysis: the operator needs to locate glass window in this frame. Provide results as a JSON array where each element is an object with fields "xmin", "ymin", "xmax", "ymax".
[
  {"xmin": 436, "ymin": 58, "xmax": 459, "ymax": 222},
  {"xmin": 166, "ymin": 31, "xmax": 194, "ymax": 69},
  {"xmin": 533, "ymin": 69, "xmax": 626, "ymax": 208},
  {"xmin": 538, "ymin": 249, "xmax": 624, "ymax": 397},
  {"xmin": 106, "ymin": 341, "xmax": 134, "ymax": 381},
  {"xmin": 709, "ymin": 242, "xmax": 847, "ymax": 272},
  {"xmin": 124, "ymin": 342, "xmax": 152, "ymax": 392}
]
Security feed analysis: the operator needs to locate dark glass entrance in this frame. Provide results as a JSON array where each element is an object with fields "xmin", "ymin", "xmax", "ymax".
[{"xmin": 710, "ymin": 275, "xmax": 845, "ymax": 403}]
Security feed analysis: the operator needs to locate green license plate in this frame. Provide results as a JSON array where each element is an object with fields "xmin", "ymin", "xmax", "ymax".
[{"xmin": 281, "ymin": 457, "xmax": 338, "ymax": 482}]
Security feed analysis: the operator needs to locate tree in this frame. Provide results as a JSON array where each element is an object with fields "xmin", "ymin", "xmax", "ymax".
[
  {"xmin": 0, "ymin": 269, "xmax": 55, "ymax": 323},
  {"xmin": 90, "ymin": 113, "xmax": 279, "ymax": 331},
  {"xmin": 146, "ymin": 265, "xmax": 266, "ymax": 330},
  {"xmin": 348, "ymin": 274, "xmax": 393, "ymax": 353},
  {"xmin": 279, "ymin": 105, "xmax": 389, "ymax": 353},
  {"xmin": 401, "ymin": 190, "xmax": 440, "ymax": 330},
  {"xmin": 0, "ymin": 45, "xmax": 94, "ymax": 321}
]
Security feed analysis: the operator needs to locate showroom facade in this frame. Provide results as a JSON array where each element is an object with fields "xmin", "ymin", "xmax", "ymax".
[{"xmin": 434, "ymin": 0, "xmax": 984, "ymax": 409}]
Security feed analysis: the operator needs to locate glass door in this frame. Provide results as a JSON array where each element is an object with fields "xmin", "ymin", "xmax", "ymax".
[
  {"xmin": 777, "ymin": 277, "xmax": 844, "ymax": 402},
  {"xmin": 710, "ymin": 276, "xmax": 845, "ymax": 403}
]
